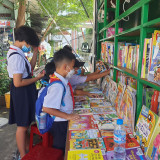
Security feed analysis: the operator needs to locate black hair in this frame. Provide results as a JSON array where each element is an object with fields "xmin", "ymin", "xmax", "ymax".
[
  {"xmin": 63, "ymin": 45, "xmax": 72, "ymax": 52},
  {"xmin": 53, "ymin": 49, "xmax": 76, "ymax": 68},
  {"xmin": 45, "ymin": 61, "xmax": 55, "ymax": 76},
  {"xmin": 15, "ymin": 25, "xmax": 40, "ymax": 47}
]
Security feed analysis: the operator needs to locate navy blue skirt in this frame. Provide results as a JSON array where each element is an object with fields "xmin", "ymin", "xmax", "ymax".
[{"xmin": 9, "ymin": 76, "xmax": 37, "ymax": 127}]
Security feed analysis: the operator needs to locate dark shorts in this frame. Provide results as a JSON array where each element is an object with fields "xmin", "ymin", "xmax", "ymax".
[{"xmin": 49, "ymin": 121, "xmax": 68, "ymax": 153}]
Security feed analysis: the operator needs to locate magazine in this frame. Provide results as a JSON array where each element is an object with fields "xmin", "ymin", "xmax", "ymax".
[
  {"xmin": 69, "ymin": 129, "xmax": 101, "ymax": 140},
  {"xmin": 134, "ymin": 105, "xmax": 159, "ymax": 153},
  {"xmin": 69, "ymin": 138, "xmax": 106, "ymax": 151},
  {"xmin": 67, "ymin": 149, "xmax": 104, "ymax": 160},
  {"xmin": 73, "ymin": 108, "xmax": 93, "ymax": 115},
  {"xmin": 69, "ymin": 115, "xmax": 98, "ymax": 130}
]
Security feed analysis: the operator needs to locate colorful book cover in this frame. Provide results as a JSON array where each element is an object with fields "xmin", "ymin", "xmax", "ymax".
[
  {"xmin": 74, "ymin": 104, "xmax": 90, "ymax": 110},
  {"xmin": 105, "ymin": 113, "xmax": 118, "ymax": 119},
  {"xmin": 134, "ymin": 105, "xmax": 159, "ymax": 153},
  {"xmin": 89, "ymin": 94, "xmax": 104, "ymax": 100},
  {"xmin": 103, "ymin": 136, "xmax": 114, "ymax": 152},
  {"xmin": 75, "ymin": 101, "xmax": 90, "ymax": 107},
  {"xmin": 108, "ymin": 80, "xmax": 118, "ymax": 105},
  {"xmin": 67, "ymin": 149, "xmax": 104, "ymax": 160},
  {"xmin": 96, "ymin": 60, "xmax": 106, "ymax": 73},
  {"xmin": 126, "ymin": 147, "xmax": 147, "ymax": 160},
  {"xmin": 114, "ymin": 81, "xmax": 126, "ymax": 112},
  {"xmin": 69, "ymin": 115, "xmax": 98, "ymax": 130},
  {"xmin": 73, "ymin": 108, "xmax": 93, "ymax": 115},
  {"xmin": 69, "ymin": 129, "xmax": 101, "ymax": 140},
  {"xmin": 90, "ymin": 102, "xmax": 104, "ymax": 108},
  {"xmin": 141, "ymin": 39, "xmax": 150, "ymax": 78},
  {"xmin": 96, "ymin": 119, "xmax": 116, "ymax": 131},
  {"xmin": 69, "ymin": 138, "xmax": 106, "ymax": 151},
  {"xmin": 145, "ymin": 88, "xmax": 154, "ymax": 109},
  {"xmin": 118, "ymin": 45, "xmax": 125, "ymax": 67},
  {"xmin": 92, "ymin": 107, "xmax": 116, "ymax": 115},
  {"xmin": 103, "ymin": 134, "xmax": 140, "ymax": 152},
  {"xmin": 119, "ymin": 89, "xmax": 135, "ymax": 133},
  {"xmin": 146, "ymin": 117, "xmax": 160, "ymax": 160},
  {"xmin": 100, "ymin": 130, "xmax": 113, "ymax": 138},
  {"xmin": 74, "ymin": 96, "xmax": 89, "ymax": 102},
  {"xmin": 148, "ymin": 37, "xmax": 160, "ymax": 85}
]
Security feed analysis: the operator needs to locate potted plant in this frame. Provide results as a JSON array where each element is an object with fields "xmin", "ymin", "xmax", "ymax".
[{"xmin": 0, "ymin": 59, "xmax": 11, "ymax": 107}]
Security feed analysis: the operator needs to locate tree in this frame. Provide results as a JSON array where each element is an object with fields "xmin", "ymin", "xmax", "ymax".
[
  {"xmin": 16, "ymin": 0, "xmax": 26, "ymax": 28},
  {"xmin": 39, "ymin": 0, "xmax": 93, "ymax": 35}
]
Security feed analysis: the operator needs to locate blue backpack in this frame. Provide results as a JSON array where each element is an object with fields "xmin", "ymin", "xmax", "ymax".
[{"xmin": 35, "ymin": 80, "xmax": 66, "ymax": 134}]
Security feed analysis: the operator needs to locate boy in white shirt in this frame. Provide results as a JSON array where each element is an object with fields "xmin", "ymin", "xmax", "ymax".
[{"xmin": 42, "ymin": 49, "xmax": 80, "ymax": 153}]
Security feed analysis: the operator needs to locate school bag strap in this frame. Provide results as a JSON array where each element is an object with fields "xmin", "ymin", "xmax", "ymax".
[
  {"xmin": 8, "ymin": 52, "xmax": 30, "ymax": 76},
  {"xmin": 35, "ymin": 79, "xmax": 66, "ymax": 134}
]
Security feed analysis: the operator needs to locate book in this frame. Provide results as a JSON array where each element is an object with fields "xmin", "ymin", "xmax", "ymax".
[
  {"xmin": 92, "ymin": 107, "xmax": 116, "ymax": 115},
  {"xmin": 146, "ymin": 117, "xmax": 160, "ymax": 160},
  {"xmin": 103, "ymin": 136, "xmax": 114, "ymax": 152},
  {"xmin": 73, "ymin": 108, "xmax": 93, "ymax": 115},
  {"xmin": 134, "ymin": 105, "xmax": 159, "ymax": 153},
  {"xmin": 119, "ymin": 88, "xmax": 136, "ymax": 133},
  {"xmin": 103, "ymin": 134, "xmax": 140, "ymax": 152},
  {"xmin": 103, "ymin": 147, "xmax": 147, "ymax": 160},
  {"xmin": 145, "ymin": 88, "xmax": 154, "ymax": 109},
  {"xmin": 100, "ymin": 130, "xmax": 113, "ymax": 138},
  {"xmin": 148, "ymin": 37, "xmax": 160, "ymax": 85},
  {"xmin": 114, "ymin": 81, "xmax": 126, "ymax": 113},
  {"xmin": 75, "ymin": 101, "xmax": 90, "ymax": 107},
  {"xmin": 69, "ymin": 115, "xmax": 98, "ymax": 130},
  {"xmin": 90, "ymin": 102, "xmax": 104, "ymax": 108},
  {"xmin": 69, "ymin": 138, "xmax": 106, "ymax": 151},
  {"xmin": 69, "ymin": 129, "xmax": 101, "ymax": 140},
  {"xmin": 126, "ymin": 147, "xmax": 147, "ymax": 160},
  {"xmin": 74, "ymin": 105, "xmax": 90, "ymax": 110},
  {"xmin": 74, "ymin": 96, "xmax": 89, "ymax": 102},
  {"xmin": 96, "ymin": 60, "xmax": 106, "ymax": 73},
  {"xmin": 135, "ymin": 45, "xmax": 140, "ymax": 72},
  {"xmin": 67, "ymin": 149, "xmax": 104, "ymax": 160},
  {"xmin": 89, "ymin": 94, "xmax": 104, "ymax": 100},
  {"xmin": 108, "ymin": 80, "xmax": 118, "ymax": 105}
]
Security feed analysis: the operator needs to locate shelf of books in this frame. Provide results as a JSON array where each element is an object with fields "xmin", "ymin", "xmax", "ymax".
[{"xmin": 97, "ymin": 0, "xmax": 160, "ymax": 124}]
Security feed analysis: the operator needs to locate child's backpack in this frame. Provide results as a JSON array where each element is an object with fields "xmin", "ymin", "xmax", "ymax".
[{"xmin": 35, "ymin": 78, "xmax": 66, "ymax": 134}]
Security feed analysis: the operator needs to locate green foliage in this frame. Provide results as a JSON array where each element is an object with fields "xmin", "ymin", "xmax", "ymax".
[
  {"xmin": 0, "ymin": 60, "xmax": 11, "ymax": 96},
  {"xmin": 39, "ymin": 0, "xmax": 93, "ymax": 35},
  {"xmin": 86, "ymin": 28, "xmax": 93, "ymax": 35}
]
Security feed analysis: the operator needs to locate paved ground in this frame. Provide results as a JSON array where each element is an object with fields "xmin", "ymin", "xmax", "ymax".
[{"xmin": 0, "ymin": 106, "xmax": 17, "ymax": 160}]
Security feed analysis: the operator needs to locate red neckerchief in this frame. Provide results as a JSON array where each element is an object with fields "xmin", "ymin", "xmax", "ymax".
[{"xmin": 50, "ymin": 74, "xmax": 75, "ymax": 108}]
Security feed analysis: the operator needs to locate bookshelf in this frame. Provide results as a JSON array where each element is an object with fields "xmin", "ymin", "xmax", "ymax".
[{"xmin": 96, "ymin": 0, "xmax": 160, "ymax": 123}]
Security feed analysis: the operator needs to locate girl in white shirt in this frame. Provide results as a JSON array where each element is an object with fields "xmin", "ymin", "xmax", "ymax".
[{"xmin": 7, "ymin": 26, "xmax": 45, "ymax": 159}]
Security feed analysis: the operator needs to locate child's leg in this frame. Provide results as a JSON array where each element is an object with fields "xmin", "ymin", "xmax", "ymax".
[
  {"xmin": 49, "ymin": 121, "xmax": 68, "ymax": 154},
  {"xmin": 16, "ymin": 126, "xmax": 28, "ymax": 158}
]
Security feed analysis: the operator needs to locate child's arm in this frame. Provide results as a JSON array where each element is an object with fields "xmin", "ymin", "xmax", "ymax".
[
  {"xmin": 74, "ymin": 89, "xmax": 98, "ymax": 98},
  {"xmin": 85, "ymin": 69, "xmax": 110, "ymax": 82},
  {"xmin": 30, "ymin": 47, "xmax": 38, "ymax": 70},
  {"xmin": 13, "ymin": 71, "xmax": 45, "ymax": 87},
  {"xmin": 43, "ymin": 107, "xmax": 80, "ymax": 121}
]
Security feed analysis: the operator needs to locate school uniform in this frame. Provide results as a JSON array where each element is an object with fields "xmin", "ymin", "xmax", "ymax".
[
  {"xmin": 7, "ymin": 45, "xmax": 37, "ymax": 127},
  {"xmin": 42, "ymin": 72, "xmax": 74, "ymax": 153},
  {"xmin": 69, "ymin": 74, "xmax": 87, "ymax": 90}
]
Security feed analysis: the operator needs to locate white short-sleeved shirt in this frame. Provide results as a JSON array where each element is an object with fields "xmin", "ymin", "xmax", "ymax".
[
  {"xmin": 69, "ymin": 74, "xmax": 87, "ymax": 90},
  {"xmin": 42, "ymin": 72, "xmax": 73, "ymax": 122},
  {"xmin": 7, "ymin": 45, "xmax": 31, "ymax": 78}
]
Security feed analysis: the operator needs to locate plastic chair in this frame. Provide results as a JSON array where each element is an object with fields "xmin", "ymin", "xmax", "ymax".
[
  {"xmin": 22, "ymin": 145, "xmax": 64, "ymax": 160},
  {"xmin": 29, "ymin": 124, "xmax": 53, "ymax": 151}
]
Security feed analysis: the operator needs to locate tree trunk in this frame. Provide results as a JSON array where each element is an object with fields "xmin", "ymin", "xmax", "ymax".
[{"xmin": 16, "ymin": 0, "xmax": 26, "ymax": 28}]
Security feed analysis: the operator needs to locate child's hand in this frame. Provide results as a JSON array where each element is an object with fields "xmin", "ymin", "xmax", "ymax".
[
  {"xmin": 95, "ymin": 69, "xmax": 101, "ymax": 73},
  {"xmin": 37, "ymin": 70, "xmax": 45, "ymax": 79},
  {"xmin": 88, "ymin": 93, "xmax": 99, "ymax": 98},
  {"xmin": 32, "ymin": 46, "xmax": 39, "ymax": 54},
  {"xmin": 67, "ymin": 114, "xmax": 81, "ymax": 121},
  {"xmin": 103, "ymin": 69, "xmax": 110, "ymax": 75}
]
